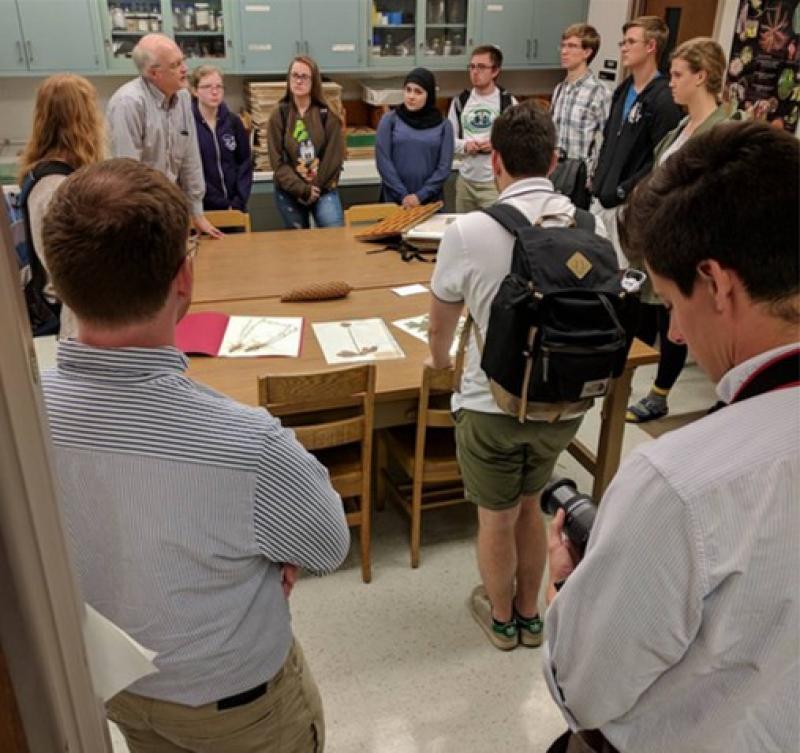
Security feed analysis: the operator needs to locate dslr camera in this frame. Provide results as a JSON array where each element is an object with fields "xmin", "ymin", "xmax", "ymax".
[{"xmin": 540, "ymin": 478, "xmax": 598, "ymax": 553}]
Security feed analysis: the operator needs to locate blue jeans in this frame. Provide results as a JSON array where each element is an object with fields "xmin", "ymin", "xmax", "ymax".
[{"xmin": 275, "ymin": 188, "xmax": 344, "ymax": 229}]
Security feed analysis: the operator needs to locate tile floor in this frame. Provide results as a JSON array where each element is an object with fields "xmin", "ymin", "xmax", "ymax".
[{"xmin": 86, "ymin": 355, "xmax": 715, "ymax": 753}]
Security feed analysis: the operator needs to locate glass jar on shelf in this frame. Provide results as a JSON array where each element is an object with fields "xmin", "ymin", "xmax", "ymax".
[
  {"xmin": 183, "ymin": 4, "xmax": 195, "ymax": 31},
  {"xmin": 195, "ymin": 3, "xmax": 210, "ymax": 30},
  {"xmin": 110, "ymin": 3, "xmax": 127, "ymax": 30}
]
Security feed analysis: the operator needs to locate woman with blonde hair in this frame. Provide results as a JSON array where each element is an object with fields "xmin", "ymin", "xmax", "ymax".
[
  {"xmin": 17, "ymin": 73, "xmax": 105, "ymax": 338},
  {"xmin": 267, "ymin": 55, "xmax": 346, "ymax": 229},
  {"xmin": 626, "ymin": 37, "xmax": 729, "ymax": 423}
]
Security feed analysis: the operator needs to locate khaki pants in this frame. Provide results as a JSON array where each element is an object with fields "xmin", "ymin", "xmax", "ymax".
[
  {"xmin": 455, "ymin": 175, "xmax": 499, "ymax": 213},
  {"xmin": 107, "ymin": 639, "xmax": 324, "ymax": 753}
]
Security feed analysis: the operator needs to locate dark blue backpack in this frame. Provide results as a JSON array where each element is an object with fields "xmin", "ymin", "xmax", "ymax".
[{"xmin": 13, "ymin": 160, "xmax": 73, "ymax": 336}]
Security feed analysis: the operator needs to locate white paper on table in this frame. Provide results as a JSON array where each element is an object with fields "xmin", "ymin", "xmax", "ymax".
[
  {"xmin": 218, "ymin": 316, "xmax": 303, "ymax": 358},
  {"xmin": 391, "ymin": 284, "xmax": 429, "ymax": 297},
  {"xmin": 392, "ymin": 314, "xmax": 466, "ymax": 357},
  {"xmin": 83, "ymin": 604, "xmax": 158, "ymax": 702},
  {"xmin": 313, "ymin": 318, "xmax": 405, "ymax": 364}
]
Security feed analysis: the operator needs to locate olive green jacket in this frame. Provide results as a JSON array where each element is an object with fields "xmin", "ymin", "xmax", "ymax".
[{"xmin": 637, "ymin": 105, "xmax": 729, "ymax": 304}]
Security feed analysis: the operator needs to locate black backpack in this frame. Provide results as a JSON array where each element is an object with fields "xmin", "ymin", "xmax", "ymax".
[
  {"xmin": 474, "ymin": 203, "xmax": 642, "ymax": 421},
  {"xmin": 14, "ymin": 160, "xmax": 74, "ymax": 336}
]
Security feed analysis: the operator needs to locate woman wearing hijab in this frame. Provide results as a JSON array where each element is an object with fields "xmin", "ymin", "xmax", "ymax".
[{"xmin": 375, "ymin": 68, "xmax": 454, "ymax": 208}]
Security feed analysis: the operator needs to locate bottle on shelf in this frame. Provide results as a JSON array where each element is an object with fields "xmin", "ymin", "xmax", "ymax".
[
  {"xmin": 444, "ymin": 38, "xmax": 452, "ymax": 56},
  {"xmin": 183, "ymin": 3, "xmax": 195, "ymax": 31},
  {"xmin": 381, "ymin": 32, "xmax": 393, "ymax": 57},
  {"xmin": 173, "ymin": 4, "xmax": 182, "ymax": 30},
  {"xmin": 207, "ymin": 7, "xmax": 216, "ymax": 31},
  {"xmin": 137, "ymin": 4, "xmax": 150, "ymax": 33},
  {"xmin": 124, "ymin": 5, "xmax": 136, "ymax": 31},
  {"xmin": 110, "ymin": 3, "xmax": 127, "ymax": 30},
  {"xmin": 196, "ymin": 3, "xmax": 210, "ymax": 30},
  {"xmin": 216, "ymin": 9, "xmax": 223, "ymax": 32},
  {"xmin": 150, "ymin": 3, "xmax": 161, "ymax": 31}
]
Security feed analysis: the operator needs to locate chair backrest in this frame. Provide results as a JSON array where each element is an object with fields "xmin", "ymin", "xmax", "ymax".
[
  {"xmin": 344, "ymin": 203, "xmax": 398, "ymax": 227},
  {"xmin": 204, "ymin": 209, "xmax": 252, "ymax": 232},
  {"xmin": 414, "ymin": 364, "xmax": 456, "ymax": 470},
  {"xmin": 258, "ymin": 364, "xmax": 376, "ymax": 452}
]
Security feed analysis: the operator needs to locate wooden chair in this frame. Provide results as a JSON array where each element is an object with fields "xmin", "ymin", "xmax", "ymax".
[
  {"xmin": 344, "ymin": 202, "xmax": 398, "ymax": 227},
  {"xmin": 204, "ymin": 209, "xmax": 252, "ymax": 232},
  {"xmin": 377, "ymin": 365, "xmax": 464, "ymax": 568},
  {"xmin": 258, "ymin": 365, "xmax": 376, "ymax": 583}
]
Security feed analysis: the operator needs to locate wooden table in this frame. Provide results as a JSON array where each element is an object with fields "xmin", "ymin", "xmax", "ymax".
[
  {"xmin": 193, "ymin": 227, "xmax": 434, "ymax": 304},
  {"xmin": 186, "ymin": 287, "xmax": 658, "ymax": 499}
]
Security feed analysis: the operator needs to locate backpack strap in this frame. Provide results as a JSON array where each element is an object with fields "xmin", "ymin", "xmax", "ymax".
[
  {"xmin": 481, "ymin": 203, "xmax": 533, "ymax": 235},
  {"xmin": 574, "ymin": 208, "xmax": 594, "ymax": 232},
  {"xmin": 454, "ymin": 89, "xmax": 470, "ymax": 139}
]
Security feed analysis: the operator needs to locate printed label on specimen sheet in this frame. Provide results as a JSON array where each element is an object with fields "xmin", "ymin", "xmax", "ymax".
[{"xmin": 313, "ymin": 318, "xmax": 405, "ymax": 364}]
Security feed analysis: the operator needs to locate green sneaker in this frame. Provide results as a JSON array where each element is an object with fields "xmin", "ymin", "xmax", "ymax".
[
  {"xmin": 515, "ymin": 610, "xmax": 543, "ymax": 648},
  {"xmin": 469, "ymin": 585, "xmax": 518, "ymax": 651}
]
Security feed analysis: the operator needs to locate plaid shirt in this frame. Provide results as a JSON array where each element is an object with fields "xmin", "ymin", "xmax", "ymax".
[{"xmin": 550, "ymin": 71, "xmax": 611, "ymax": 178}]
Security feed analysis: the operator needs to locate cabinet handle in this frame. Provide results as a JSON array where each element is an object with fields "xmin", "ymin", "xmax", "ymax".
[
  {"xmin": 26, "ymin": 40, "xmax": 33, "ymax": 63},
  {"xmin": 468, "ymin": 38, "xmax": 473, "ymax": 46},
  {"xmin": 16, "ymin": 40, "xmax": 23, "ymax": 63},
  {"xmin": 526, "ymin": 39, "xmax": 531, "ymax": 59},
  {"xmin": 304, "ymin": 40, "xmax": 309, "ymax": 55},
  {"xmin": 295, "ymin": 40, "xmax": 300, "ymax": 54},
  {"xmin": 533, "ymin": 39, "xmax": 538, "ymax": 58}
]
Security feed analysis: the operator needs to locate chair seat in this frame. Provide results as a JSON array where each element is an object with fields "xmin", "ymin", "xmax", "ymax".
[{"xmin": 382, "ymin": 426, "xmax": 461, "ymax": 482}]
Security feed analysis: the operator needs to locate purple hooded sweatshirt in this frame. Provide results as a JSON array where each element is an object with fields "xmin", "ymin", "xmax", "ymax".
[{"xmin": 192, "ymin": 99, "xmax": 253, "ymax": 212}]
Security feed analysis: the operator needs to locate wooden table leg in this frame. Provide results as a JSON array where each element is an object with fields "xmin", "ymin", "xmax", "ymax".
[{"xmin": 592, "ymin": 367, "xmax": 635, "ymax": 501}]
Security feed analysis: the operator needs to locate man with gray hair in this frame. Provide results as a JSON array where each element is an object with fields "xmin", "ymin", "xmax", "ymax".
[{"xmin": 107, "ymin": 33, "xmax": 222, "ymax": 237}]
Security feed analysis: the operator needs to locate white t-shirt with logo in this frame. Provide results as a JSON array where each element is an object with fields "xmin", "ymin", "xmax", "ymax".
[{"xmin": 448, "ymin": 87, "xmax": 518, "ymax": 184}]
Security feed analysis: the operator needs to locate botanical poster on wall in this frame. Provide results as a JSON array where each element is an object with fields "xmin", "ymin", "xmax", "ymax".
[{"xmin": 726, "ymin": 0, "xmax": 800, "ymax": 132}]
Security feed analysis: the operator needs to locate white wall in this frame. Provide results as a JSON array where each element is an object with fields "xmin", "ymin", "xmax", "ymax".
[{"xmin": 587, "ymin": 0, "xmax": 633, "ymax": 89}]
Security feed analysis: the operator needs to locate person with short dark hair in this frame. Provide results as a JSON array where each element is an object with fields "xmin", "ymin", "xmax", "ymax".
[
  {"xmin": 107, "ymin": 33, "xmax": 223, "ymax": 238},
  {"xmin": 590, "ymin": 16, "xmax": 681, "ymax": 265},
  {"xmin": 40, "ymin": 158, "xmax": 350, "ymax": 753},
  {"xmin": 626, "ymin": 37, "xmax": 730, "ymax": 424},
  {"xmin": 267, "ymin": 55, "xmax": 346, "ymax": 229},
  {"xmin": 448, "ymin": 45, "xmax": 517, "ymax": 212},
  {"xmin": 375, "ymin": 67, "xmax": 454, "ymax": 208},
  {"xmin": 428, "ymin": 102, "xmax": 606, "ymax": 651},
  {"xmin": 542, "ymin": 120, "xmax": 799, "ymax": 753},
  {"xmin": 550, "ymin": 24, "xmax": 610, "ymax": 178}
]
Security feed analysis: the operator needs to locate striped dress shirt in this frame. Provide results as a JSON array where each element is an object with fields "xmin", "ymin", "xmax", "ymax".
[
  {"xmin": 550, "ymin": 71, "xmax": 611, "ymax": 178},
  {"xmin": 41, "ymin": 341, "xmax": 350, "ymax": 706},
  {"xmin": 542, "ymin": 344, "xmax": 800, "ymax": 752}
]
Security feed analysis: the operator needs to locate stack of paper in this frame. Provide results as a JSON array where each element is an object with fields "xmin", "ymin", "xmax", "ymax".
[
  {"xmin": 246, "ymin": 81, "xmax": 344, "ymax": 172},
  {"xmin": 402, "ymin": 214, "xmax": 460, "ymax": 249}
]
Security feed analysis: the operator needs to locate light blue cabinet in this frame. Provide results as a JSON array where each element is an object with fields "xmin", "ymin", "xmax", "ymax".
[
  {"xmin": 239, "ymin": 0, "xmax": 362, "ymax": 73},
  {"xmin": 476, "ymin": 0, "xmax": 588, "ymax": 68},
  {"xmin": 366, "ymin": 0, "xmax": 476, "ymax": 71},
  {"xmin": 302, "ymin": 0, "xmax": 362, "ymax": 70},
  {"xmin": 532, "ymin": 0, "xmax": 588, "ymax": 67},
  {"xmin": 0, "ymin": 0, "xmax": 100, "ymax": 73},
  {"xmin": 100, "ymin": 1, "xmax": 237, "ymax": 73},
  {"xmin": 478, "ymin": 0, "xmax": 533, "ymax": 68},
  {"xmin": 237, "ymin": 0, "xmax": 300, "ymax": 72}
]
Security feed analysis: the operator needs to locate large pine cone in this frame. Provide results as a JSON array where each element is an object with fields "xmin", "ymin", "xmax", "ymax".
[{"xmin": 280, "ymin": 281, "xmax": 352, "ymax": 302}]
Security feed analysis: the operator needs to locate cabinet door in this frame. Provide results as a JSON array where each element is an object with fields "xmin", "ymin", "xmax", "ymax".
[
  {"xmin": 238, "ymin": 0, "xmax": 301, "ymax": 72},
  {"xmin": 0, "ymin": 1, "xmax": 27, "ymax": 72},
  {"xmin": 532, "ymin": 0, "xmax": 588, "ymax": 67},
  {"xmin": 168, "ymin": 1, "xmax": 237, "ymax": 72},
  {"xmin": 477, "ymin": 0, "xmax": 533, "ymax": 68},
  {"xmin": 17, "ymin": 0, "xmax": 100, "ymax": 72},
  {"xmin": 366, "ymin": 0, "xmax": 417, "ymax": 69},
  {"xmin": 420, "ymin": 0, "xmax": 473, "ymax": 69},
  {"xmin": 301, "ymin": 0, "xmax": 361, "ymax": 70}
]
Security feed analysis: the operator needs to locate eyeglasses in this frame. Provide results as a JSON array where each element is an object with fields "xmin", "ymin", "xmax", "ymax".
[
  {"xmin": 198, "ymin": 83, "xmax": 224, "ymax": 91},
  {"xmin": 175, "ymin": 235, "xmax": 199, "ymax": 275},
  {"xmin": 618, "ymin": 38, "xmax": 646, "ymax": 48},
  {"xmin": 290, "ymin": 72, "xmax": 312, "ymax": 82},
  {"xmin": 468, "ymin": 63, "xmax": 495, "ymax": 71}
]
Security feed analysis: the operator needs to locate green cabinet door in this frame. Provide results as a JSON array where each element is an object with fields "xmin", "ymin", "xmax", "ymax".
[
  {"xmin": 0, "ymin": 0, "xmax": 27, "ymax": 72},
  {"xmin": 238, "ymin": 0, "xmax": 301, "ymax": 72},
  {"xmin": 17, "ymin": 0, "xmax": 100, "ymax": 72},
  {"xmin": 532, "ymin": 0, "xmax": 588, "ymax": 67},
  {"xmin": 477, "ymin": 0, "xmax": 534, "ymax": 68},
  {"xmin": 301, "ymin": 0, "xmax": 361, "ymax": 70}
]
